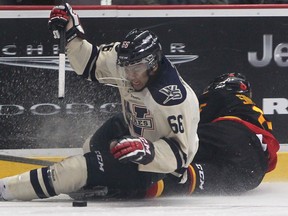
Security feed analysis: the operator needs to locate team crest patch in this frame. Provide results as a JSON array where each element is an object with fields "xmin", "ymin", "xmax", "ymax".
[{"xmin": 159, "ymin": 85, "xmax": 183, "ymax": 104}]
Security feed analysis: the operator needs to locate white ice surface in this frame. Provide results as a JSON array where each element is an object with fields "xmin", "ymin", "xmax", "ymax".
[{"xmin": 1, "ymin": 182, "xmax": 288, "ymax": 216}]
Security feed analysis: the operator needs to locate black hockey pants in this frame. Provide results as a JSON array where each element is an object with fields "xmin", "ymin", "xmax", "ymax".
[{"xmin": 83, "ymin": 113, "xmax": 164, "ymax": 198}]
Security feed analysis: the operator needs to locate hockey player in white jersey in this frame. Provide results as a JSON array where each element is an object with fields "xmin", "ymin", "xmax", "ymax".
[{"xmin": 0, "ymin": 3, "xmax": 199, "ymax": 200}]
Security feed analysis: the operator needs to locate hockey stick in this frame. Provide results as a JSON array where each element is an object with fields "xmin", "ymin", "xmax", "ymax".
[
  {"xmin": 58, "ymin": 29, "xmax": 66, "ymax": 99},
  {"xmin": 0, "ymin": 154, "xmax": 55, "ymax": 166}
]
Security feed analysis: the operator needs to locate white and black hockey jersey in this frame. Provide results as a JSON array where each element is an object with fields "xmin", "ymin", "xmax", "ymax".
[{"xmin": 67, "ymin": 38, "xmax": 199, "ymax": 182}]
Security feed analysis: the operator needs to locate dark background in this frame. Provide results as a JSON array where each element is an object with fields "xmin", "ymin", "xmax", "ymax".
[{"xmin": 0, "ymin": 15, "xmax": 287, "ymax": 149}]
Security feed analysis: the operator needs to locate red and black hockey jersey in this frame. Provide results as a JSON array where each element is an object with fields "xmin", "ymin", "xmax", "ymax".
[{"xmin": 199, "ymin": 89, "xmax": 279, "ymax": 172}]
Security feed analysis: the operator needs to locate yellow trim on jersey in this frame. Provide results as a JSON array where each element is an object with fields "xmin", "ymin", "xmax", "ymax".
[
  {"xmin": 199, "ymin": 103, "xmax": 207, "ymax": 112},
  {"xmin": 267, "ymin": 121, "xmax": 273, "ymax": 130},
  {"xmin": 155, "ymin": 180, "xmax": 164, "ymax": 197},
  {"xmin": 188, "ymin": 164, "xmax": 197, "ymax": 194},
  {"xmin": 215, "ymin": 116, "xmax": 241, "ymax": 120},
  {"xmin": 145, "ymin": 179, "xmax": 164, "ymax": 198}
]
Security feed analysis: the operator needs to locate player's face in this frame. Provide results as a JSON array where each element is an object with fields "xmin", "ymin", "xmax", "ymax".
[{"xmin": 124, "ymin": 62, "xmax": 149, "ymax": 91}]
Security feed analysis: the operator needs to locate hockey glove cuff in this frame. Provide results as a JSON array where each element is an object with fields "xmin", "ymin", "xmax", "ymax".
[{"xmin": 64, "ymin": 3, "xmax": 85, "ymax": 42}]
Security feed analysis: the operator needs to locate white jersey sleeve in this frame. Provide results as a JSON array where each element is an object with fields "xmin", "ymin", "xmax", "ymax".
[
  {"xmin": 67, "ymin": 38, "xmax": 121, "ymax": 83},
  {"xmin": 66, "ymin": 38, "xmax": 94, "ymax": 77}
]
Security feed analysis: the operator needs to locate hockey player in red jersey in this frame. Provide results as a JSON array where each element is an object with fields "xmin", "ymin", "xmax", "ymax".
[
  {"xmin": 0, "ymin": 3, "xmax": 199, "ymax": 200},
  {"xmin": 145, "ymin": 72, "xmax": 280, "ymax": 197}
]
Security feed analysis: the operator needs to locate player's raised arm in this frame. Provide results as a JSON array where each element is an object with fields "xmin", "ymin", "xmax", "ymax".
[{"xmin": 48, "ymin": 3, "xmax": 85, "ymax": 43}]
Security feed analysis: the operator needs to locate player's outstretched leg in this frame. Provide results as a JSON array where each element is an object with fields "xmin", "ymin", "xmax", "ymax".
[{"xmin": 0, "ymin": 155, "xmax": 87, "ymax": 201}]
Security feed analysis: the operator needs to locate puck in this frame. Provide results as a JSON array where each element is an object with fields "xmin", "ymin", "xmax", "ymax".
[{"xmin": 72, "ymin": 201, "xmax": 87, "ymax": 207}]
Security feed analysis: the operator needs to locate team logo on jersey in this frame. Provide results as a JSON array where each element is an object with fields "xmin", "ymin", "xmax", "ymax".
[
  {"xmin": 159, "ymin": 85, "xmax": 183, "ymax": 104},
  {"xmin": 124, "ymin": 101, "xmax": 154, "ymax": 136}
]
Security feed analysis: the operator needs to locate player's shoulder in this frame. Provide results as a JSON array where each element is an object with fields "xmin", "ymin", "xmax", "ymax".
[
  {"xmin": 98, "ymin": 42, "xmax": 120, "ymax": 53},
  {"xmin": 96, "ymin": 42, "xmax": 120, "ymax": 67},
  {"xmin": 147, "ymin": 57, "xmax": 188, "ymax": 106}
]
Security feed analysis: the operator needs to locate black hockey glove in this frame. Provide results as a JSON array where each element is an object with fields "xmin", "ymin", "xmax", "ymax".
[
  {"xmin": 48, "ymin": 3, "xmax": 85, "ymax": 42},
  {"xmin": 110, "ymin": 136, "xmax": 155, "ymax": 165}
]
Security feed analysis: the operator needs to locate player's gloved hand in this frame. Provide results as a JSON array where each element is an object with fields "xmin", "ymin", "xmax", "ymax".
[
  {"xmin": 48, "ymin": 3, "xmax": 85, "ymax": 42},
  {"xmin": 48, "ymin": 4, "xmax": 69, "ymax": 39},
  {"xmin": 110, "ymin": 136, "xmax": 155, "ymax": 165}
]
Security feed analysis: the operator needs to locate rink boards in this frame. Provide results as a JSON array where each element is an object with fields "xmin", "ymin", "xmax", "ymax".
[{"xmin": 0, "ymin": 148, "xmax": 287, "ymax": 182}]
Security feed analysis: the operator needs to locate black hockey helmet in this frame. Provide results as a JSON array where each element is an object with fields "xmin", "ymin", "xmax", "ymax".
[
  {"xmin": 117, "ymin": 28, "xmax": 162, "ymax": 73},
  {"xmin": 204, "ymin": 72, "xmax": 252, "ymax": 97}
]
